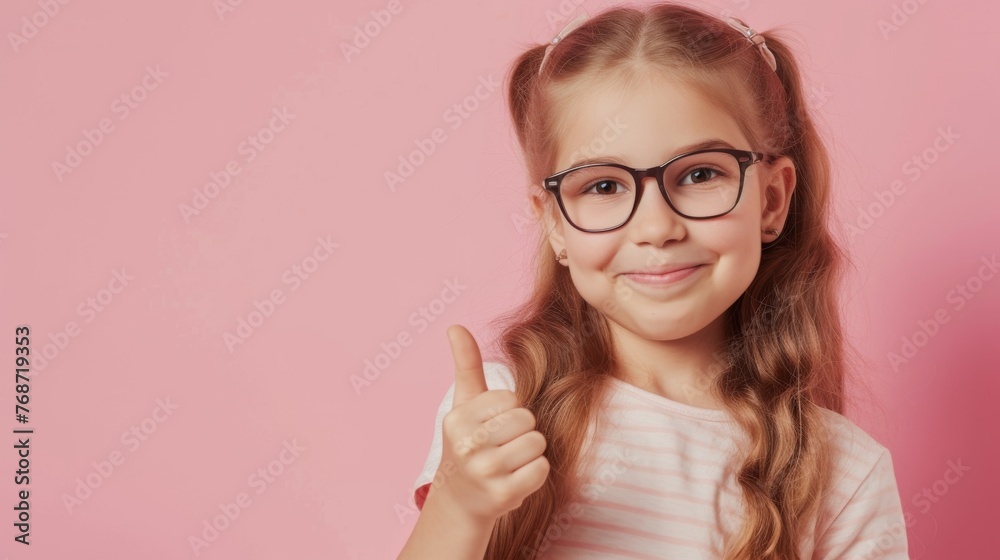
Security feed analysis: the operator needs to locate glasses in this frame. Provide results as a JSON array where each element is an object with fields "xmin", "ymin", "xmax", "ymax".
[{"xmin": 542, "ymin": 148, "xmax": 765, "ymax": 233}]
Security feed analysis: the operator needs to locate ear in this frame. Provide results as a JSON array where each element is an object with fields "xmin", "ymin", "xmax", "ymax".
[
  {"xmin": 759, "ymin": 155, "xmax": 796, "ymax": 239},
  {"xmin": 531, "ymin": 192, "xmax": 566, "ymax": 260}
]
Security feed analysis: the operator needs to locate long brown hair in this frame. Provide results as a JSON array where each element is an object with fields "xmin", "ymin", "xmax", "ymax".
[{"xmin": 482, "ymin": 3, "xmax": 854, "ymax": 558}]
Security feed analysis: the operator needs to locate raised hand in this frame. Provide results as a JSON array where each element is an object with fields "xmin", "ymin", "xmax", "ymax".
[{"xmin": 431, "ymin": 324, "xmax": 551, "ymax": 523}]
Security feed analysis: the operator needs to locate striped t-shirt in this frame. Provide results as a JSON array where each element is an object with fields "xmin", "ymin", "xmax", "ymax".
[{"xmin": 412, "ymin": 361, "xmax": 909, "ymax": 559}]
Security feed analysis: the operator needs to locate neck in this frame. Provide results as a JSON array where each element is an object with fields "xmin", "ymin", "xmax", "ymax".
[{"xmin": 608, "ymin": 314, "xmax": 730, "ymax": 410}]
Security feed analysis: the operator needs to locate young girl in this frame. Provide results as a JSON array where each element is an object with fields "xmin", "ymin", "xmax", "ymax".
[{"xmin": 399, "ymin": 3, "xmax": 908, "ymax": 559}]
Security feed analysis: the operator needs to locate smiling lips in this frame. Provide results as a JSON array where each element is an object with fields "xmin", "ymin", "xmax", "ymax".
[{"xmin": 621, "ymin": 264, "xmax": 705, "ymax": 285}]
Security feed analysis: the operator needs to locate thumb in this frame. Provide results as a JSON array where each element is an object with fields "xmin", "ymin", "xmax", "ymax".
[{"xmin": 447, "ymin": 324, "xmax": 488, "ymax": 407}]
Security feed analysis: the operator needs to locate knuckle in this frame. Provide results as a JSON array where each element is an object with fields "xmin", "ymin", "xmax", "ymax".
[
  {"xmin": 528, "ymin": 429, "xmax": 547, "ymax": 450},
  {"xmin": 531, "ymin": 457, "xmax": 550, "ymax": 484},
  {"xmin": 494, "ymin": 389, "xmax": 519, "ymax": 409},
  {"xmin": 442, "ymin": 410, "xmax": 462, "ymax": 433},
  {"xmin": 519, "ymin": 407, "xmax": 537, "ymax": 429}
]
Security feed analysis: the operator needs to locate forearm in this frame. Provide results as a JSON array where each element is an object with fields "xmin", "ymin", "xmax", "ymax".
[{"xmin": 397, "ymin": 489, "xmax": 497, "ymax": 560}]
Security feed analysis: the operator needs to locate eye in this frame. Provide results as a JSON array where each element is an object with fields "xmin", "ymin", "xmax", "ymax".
[
  {"xmin": 582, "ymin": 179, "xmax": 628, "ymax": 195},
  {"xmin": 680, "ymin": 167, "xmax": 723, "ymax": 185}
]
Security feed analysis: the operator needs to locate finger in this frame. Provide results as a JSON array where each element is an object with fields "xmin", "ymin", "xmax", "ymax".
[
  {"xmin": 451, "ymin": 405, "xmax": 535, "ymax": 460},
  {"xmin": 447, "ymin": 324, "xmax": 489, "ymax": 408},
  {"xmin": 506, "ymin": 454, "xmax": 551, "ymax": 498},
  {"xmin": 495, "ymin": 429, "xmax": 547, "ymax": 472},
  {"xmin": 475, "ymin": 407, "xmax": 537, "ymax": 447},
  {"xmin": 462, "ymin": 389, "xmax": 520, "ymax": 424}
]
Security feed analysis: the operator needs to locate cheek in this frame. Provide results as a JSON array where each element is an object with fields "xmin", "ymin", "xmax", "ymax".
[
  {"xmin": 712, "ymin": 223, "xmax": 762, "ymax": 287},
  {"xmin": 694, "ymin": 211, "xmax": 761, "ymax": 283},
  {"xmin": 721, "ymin": 223, "xmax": 760, "ymax": 254},
  {"xmin": 716, "ymin": 190, "xmax": 762, "ymax": 252},
  {"xmin": 564, "ymin": 234, "xmax": 620, "ymax": 305},
  {"xmin": 566, "ymin": 233, "xmax": 618, "ymax": 269}
]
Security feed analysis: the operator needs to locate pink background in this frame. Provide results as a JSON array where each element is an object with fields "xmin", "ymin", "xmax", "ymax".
[{"xmin": 1, "ymin": 0, "xmax": 996, "ymax": 558}]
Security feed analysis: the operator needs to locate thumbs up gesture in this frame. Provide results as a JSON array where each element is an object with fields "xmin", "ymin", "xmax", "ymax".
[{"xmin": 432, "ymin": 325, "xmax": 551, "ymax": 524}]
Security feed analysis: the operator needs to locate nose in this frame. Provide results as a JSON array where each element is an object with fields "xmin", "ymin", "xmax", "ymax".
[{"xmin": 625, "ymin": 176, "xmax": 686, "ymax": 244}]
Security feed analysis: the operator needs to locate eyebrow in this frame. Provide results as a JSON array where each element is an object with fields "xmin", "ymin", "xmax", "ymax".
[{"xmin": 564, "ymin": 138, "xmax": 737, "ymax": 169}]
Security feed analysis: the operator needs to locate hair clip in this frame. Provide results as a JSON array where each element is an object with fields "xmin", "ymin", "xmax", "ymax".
[
  {"xmin": 725, "ymin": 16, "xmax": 778, "ymax": 73},
  {"xmin": 538, "ymin": 12, "xmax": 589, "ymax": 76}
]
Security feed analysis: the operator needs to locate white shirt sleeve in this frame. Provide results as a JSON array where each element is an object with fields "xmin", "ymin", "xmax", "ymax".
[
  {"xmin": 411, "ymin": 361, "xmax": 516, "ymax": 511},
  {"xmin": 813, "ymin": 448, "xmax": 910, "ymax": 559}
]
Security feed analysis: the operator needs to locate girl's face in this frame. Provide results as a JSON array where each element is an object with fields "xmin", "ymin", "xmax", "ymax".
[{"xmin": 540, "ymin": 73, "xmax": 795, "ymax": 347}]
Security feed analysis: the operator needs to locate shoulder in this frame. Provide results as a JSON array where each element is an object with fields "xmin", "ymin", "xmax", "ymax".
[
  {"xmin": 814, "ymin": 406, "xmax": 889, "ymax": 469},
  {"xmin": 812, "ymin": 407, "xmax": 901, "ymax": 528},
  {"xmin": 810, "ymin": 408, "xmax": 909, "ymax": 557}
]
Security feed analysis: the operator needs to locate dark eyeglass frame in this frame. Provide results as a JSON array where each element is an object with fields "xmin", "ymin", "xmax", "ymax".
[{"xmin": 542, "ymin": 148, "xmax": 766, "ymax": 233}]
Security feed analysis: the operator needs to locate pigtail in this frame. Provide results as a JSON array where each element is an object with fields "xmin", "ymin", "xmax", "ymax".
[{"xmin": 505, "ymin": 45, "xmax": 548, "ymax": 151}]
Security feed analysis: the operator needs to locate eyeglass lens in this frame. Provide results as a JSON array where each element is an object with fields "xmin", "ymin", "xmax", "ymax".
[{"xmin": 558, "ymin": 150, "xmax": 743, "ymax": 230}]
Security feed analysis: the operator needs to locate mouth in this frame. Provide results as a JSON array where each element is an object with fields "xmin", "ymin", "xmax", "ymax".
[{"xmin": 620, "ymin": 264, "xmax": 705, "ymax": 286}]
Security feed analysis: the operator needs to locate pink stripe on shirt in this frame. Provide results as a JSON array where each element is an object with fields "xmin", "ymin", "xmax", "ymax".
[{"xmin": 412, "ymin": 362, "xmax": 909, "ymax": 559}]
